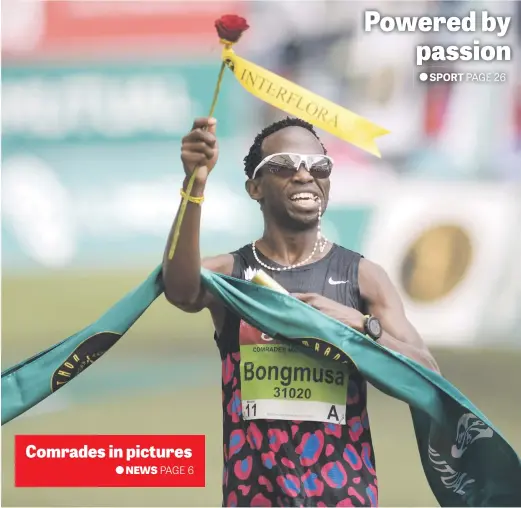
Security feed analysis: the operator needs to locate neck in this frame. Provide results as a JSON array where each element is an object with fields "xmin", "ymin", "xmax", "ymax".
[{"xmin": 257, "ymin": 222, "xmax": 320, "ymax": 266}]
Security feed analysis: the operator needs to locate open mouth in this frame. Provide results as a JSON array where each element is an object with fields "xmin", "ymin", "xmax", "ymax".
[
  {"xmin": 289, "ymin": 192, "xmax": 319, "ymax": 203},
  {"xmin": 288, "ymin": 192, "xmax": 320, "ymax": 212}
]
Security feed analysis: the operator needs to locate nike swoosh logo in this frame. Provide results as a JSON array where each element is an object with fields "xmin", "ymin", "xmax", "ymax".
[{"xmin": 328, "ymin": 277, "xmax": 350, "ymax": 285}]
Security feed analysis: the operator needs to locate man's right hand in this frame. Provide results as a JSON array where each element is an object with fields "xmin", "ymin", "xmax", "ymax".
[{"xmin": 181, "ymin": 117, "xmax": 219, "ymax": 185}]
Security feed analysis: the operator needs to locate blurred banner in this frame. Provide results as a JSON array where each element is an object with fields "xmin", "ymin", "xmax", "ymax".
[
  {"xmin": 1, "ymin": 61, "xmax": 256, "ymax": 270},
  {"xmin": 2, "ymin": 63, "xmax": 241, "ymax": 143},
  {"xmin": 2, "ymin": 1, "xmax": 247, "ymax": 60},
  {"xmin": 361, "ymin": 182, "xmax": 521, "ymax": 348}
]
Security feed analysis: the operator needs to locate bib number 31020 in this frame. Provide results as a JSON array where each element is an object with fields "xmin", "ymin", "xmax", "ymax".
[{"xmin": 239, "ymin": 321, "xmax": 349, "ymax": 425}]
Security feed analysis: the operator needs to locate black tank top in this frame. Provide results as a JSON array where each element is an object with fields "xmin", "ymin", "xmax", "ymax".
[{"xmin": 216, "ymin": 244, "xmax": 378, "ymax": 507}]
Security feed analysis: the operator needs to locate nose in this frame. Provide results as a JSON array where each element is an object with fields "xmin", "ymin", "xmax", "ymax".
[{"xmin": 292, "ymin": 162, "xmax": 314, "ymax": 183}]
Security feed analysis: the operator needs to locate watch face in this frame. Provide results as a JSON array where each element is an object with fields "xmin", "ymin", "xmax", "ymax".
[{"xmin": 368, "ymin": 318, "xmax": 382, "ymax": 338}]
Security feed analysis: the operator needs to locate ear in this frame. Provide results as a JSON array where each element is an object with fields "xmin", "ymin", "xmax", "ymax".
[{"xmin": 245, "ymin": 178, "xmax": 263, "ymax": 201}]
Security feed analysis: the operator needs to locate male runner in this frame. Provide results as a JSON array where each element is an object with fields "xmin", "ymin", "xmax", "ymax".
[{"xmin": 162, "ymin": 116, "xmax": 439, "ymax": 507}]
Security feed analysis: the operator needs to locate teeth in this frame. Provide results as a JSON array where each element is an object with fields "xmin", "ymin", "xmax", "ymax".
[{"xmin": 290, "ymin": 193, "xmax": 316, "ymax": 201}]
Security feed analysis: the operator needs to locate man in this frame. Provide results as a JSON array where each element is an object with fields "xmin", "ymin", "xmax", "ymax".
[{"xmin": 163, "ymin": 116, "xmax": 439, "ymax": 507}]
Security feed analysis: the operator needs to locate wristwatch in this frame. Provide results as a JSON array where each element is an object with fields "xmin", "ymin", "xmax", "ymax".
[{"xmin": 364, "ymin": 315, "xmax": 382, "ymax": 341}]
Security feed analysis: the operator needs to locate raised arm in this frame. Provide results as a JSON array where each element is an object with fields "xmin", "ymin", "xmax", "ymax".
[{"xmin": 162, "ymin": 117, "xmax": 233, "ymax": 329}]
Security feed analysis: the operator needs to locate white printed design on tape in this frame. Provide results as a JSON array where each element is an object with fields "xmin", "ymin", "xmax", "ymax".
[
  {"xmin": 428, "ymin": 445, "xmax": 476, "ymax": 496},
  {"xmin": 451, "ymin": 413, "xmax": 493, "ymax": 459}
]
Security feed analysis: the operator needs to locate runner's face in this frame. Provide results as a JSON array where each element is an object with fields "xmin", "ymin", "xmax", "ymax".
[{"xmin": 248, "ymin": 127, "xmax": 330, "ymax": 229}]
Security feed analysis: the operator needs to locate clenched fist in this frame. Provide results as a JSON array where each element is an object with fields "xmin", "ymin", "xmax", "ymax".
[{"xmin": 181, "ymin": 117, "xmax": 219, "ymax": 185}]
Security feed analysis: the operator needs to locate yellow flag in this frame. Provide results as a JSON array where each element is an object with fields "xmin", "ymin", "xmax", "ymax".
[{"xmin": 222, "ymin": 47, "xmax": 389, "ymax": 158}]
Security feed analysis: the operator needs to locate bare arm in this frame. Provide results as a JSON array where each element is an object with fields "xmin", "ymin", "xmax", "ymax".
[
  {"xmin": 162, "ymin": 117, "xmax": 233, "ymax": 330},
  {"xmin": 294, "ymin": 258, "xmax": 440, "ymax": 372},
  {"xmin": 161, "ymin": 176, "xmax": 233, "ymax": 311},
  {"xmin": 359, "ymin": 258, "xmax": 440, "ymax": 372}
]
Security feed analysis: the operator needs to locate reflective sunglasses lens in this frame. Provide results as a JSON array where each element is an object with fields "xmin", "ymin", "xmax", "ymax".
[
  {"xmin": 266, "ymin": 154, "xmax": 300, "ymax": 171},
  {"xmin": 307, "ymin": 156, "xmax": 332, "ymax": 178}
]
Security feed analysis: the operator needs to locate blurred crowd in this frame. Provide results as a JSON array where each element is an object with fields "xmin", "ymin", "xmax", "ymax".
[
  {"xmin": 246, "ymin": 0, "xmax": 521, "ymax": 181},
  {"xmin": 3, "ymin": 0, "xmax": 519, "ymax": 182}
]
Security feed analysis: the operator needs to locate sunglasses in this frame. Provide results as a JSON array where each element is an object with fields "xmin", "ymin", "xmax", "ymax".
[{"xmin": 251, "ymin": 153, "xmax": 334, "ymax": 180}]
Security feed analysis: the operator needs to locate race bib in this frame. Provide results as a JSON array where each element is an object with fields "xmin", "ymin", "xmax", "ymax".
[{"xmin": 239, "ymin": 321, "xmax": 349, "ymax": 424}]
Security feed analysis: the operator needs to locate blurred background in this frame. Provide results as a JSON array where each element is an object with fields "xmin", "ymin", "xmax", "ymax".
[{"xmin": 2, "ymin": 0, "xmax": 520, "ymax": 506}]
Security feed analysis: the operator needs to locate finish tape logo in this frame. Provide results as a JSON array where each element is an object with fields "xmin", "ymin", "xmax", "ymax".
[
  {"xmin": 51, "ymin": 332, "xmax": 121, "ymax": 392},
  {"xmin": 279, "ymin": 335, "xmax": 358, "ymax": 370}
]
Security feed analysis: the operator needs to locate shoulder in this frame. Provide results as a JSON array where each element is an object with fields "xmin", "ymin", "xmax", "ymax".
[
  {"xmin": 359, "ymin": 257, "xmax": 388, "ymax": 279},
  {"xmin": 330, "ymin": 244, "xmax": 364, "ymax": 268},
  {"xmin": 201, "ymin": 244, "xmax": 253, "ymax": 277},
  {"xmin": 202, "ymin": 253, "xmax": 234, "ymax": 276},
  {"xmin": 358, "ymin": 258, "xmax": 397, "ymax": 302},
  {"xmin": 333, "ymin": 244, "xmax": 362, "ymax": 258},
  {"xmin": 330, "ymin": 245, "xmax": 365, "ymax": 280}
]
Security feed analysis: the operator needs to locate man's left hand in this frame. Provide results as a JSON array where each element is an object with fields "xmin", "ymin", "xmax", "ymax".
[{"xmin": 292, "ymin": 293, "xmax": 365, "ymax": 333}]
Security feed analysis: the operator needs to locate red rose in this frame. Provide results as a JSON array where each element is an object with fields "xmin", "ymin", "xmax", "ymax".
[{"xmin": 214, "ymin": 14, "xmax": 249, "ymax": 43}]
